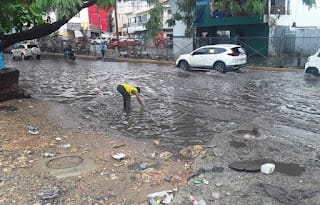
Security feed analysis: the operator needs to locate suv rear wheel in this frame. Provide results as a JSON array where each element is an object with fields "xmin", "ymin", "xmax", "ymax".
[{"xmin": 36, "ymin": 55, "xmax": 40, "ymax": 60}]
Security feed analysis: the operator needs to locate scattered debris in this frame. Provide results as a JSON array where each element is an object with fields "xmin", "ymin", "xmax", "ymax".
[
  {"xmin": 179, "ymin": 145, "xmax": 206, "ymax": 159},
  {"xmin": 211, "ymin": 192, "xmax": 221, "ymax": 200},
  {"xmin": 139, "ymin": 163, "xmax": 147, "ymax": 170},
  {"xmin": 43, "ymin": 152, "xmax": 56, "ymax": 157},
  {"xmin": 159, "ymin": 151, "xmax": 173, "ymax": 160},
  {"xmin": 153, "ymin": 140, "xmax": 160, "ymax": 145},
  {"xmin": 193, "ymin": 178, "xmax": 204, "ymax": 184},
  {"xmin": 147, "ymin": 190, "xmax": 174, "ymax": 204},
  {"xmin": 112, "ymin": 143, "xmax": 126, "ymax": 149},
  {"xmin": 28, "ymin": 126, "xmax": 39, "ymax": 135},
  {"xmin": 112, "ymin": 153, "xmax": 126, "ymax": 160},
  {"xmin": 261, "ymin": 163, "xmax": 275, "ymax": 174},
  {"xmin": 36, "ymin": 189, "xmax": 60, "ymax": 200},
  {"xmin": 58, "ymin": 144, "xmax": 71, "ymax": 149}
]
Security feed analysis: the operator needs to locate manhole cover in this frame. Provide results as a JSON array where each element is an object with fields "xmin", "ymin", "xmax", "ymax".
[{"xmin": 46, "ymin": 156, "xmax": 84, "ymax": 169}]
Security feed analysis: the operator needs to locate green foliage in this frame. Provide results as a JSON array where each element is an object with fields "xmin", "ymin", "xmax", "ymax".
[
  {"xmin": 167, "ymin": 0, "xmax": 196, "ymax": 37},
  {"xmin": 145, "ymin": 1, "xmax": 164, "ymax": 39},
  {"xmin": 230, "ymin": 1, "xmax": 242, "ymax": 16},
  {"xmin": 0, "ymin": 0, "xmax": 116, "ymax": 35},
  {"xmin": 96, "ymin": 0, "xmax": 115, "ymax": 9},
  {"xmin": 33, "ymin": 0, "xmax": 83, "ymax": 19},
  {"xmin": 302, "ymin": 0, "xmax": 316, "ymax": 8},
  {"xmin": 246, "ymin": 0, "xmax": 267, "ymax": 16},
  {"xmin": 0, "ymin": 1, "xmax": 44, "ymax": 34}
]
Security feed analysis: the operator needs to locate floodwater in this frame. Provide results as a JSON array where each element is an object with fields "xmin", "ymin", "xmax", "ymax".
[{"xmin": 6, "ymin": 56, "xmax": 320, "ymax": 150}]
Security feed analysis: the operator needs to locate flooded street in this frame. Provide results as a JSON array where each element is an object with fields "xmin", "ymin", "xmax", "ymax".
[{"xmin": 6, "ymin": 56, "xmax": 320, "ymax": 150}]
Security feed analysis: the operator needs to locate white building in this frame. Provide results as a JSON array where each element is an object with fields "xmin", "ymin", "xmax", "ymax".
[
  {"xmin": 58, "ymin": 9, "xmax": 90, "ymax": 38},
  {"xmin": 269, "ymin": 0, "xmax": 320, "ymax": 28},
  {"xmin": 121, "ymin": 0, "xmax": 173, "ymax": 39},
  {"xmin": 268, "ymin": 0, "xmax": 320, "ymax": 55}
]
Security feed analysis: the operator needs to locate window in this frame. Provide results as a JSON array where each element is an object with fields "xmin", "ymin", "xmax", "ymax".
[
  {"xmin": 27, "ymin": 45, "xmax": 38, "ymax": 49},
  {"xmin": 167, "ymin": 9, "xmax": 171, "ymax": 15},
  {"xmin": 271, "ymin": 0, "xmax": 287, "ymax": 15},
  {"xmin": 193, "ymin": 48, "xmax": 210, "ymax": 55},
  {"xmin": 142, "ymin": 15, "xmax": 147, "ymax": 22},
  {"xmin": 212, "ymin": 48, "xmax": 226, "ymax": 54}
]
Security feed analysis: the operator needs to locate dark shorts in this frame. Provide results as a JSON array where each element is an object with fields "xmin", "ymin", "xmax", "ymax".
[{"xmin": 117, "ymin": 85, "xmax": 131, "ymax": 109}]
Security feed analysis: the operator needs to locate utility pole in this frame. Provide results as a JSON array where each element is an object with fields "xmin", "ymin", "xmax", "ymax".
[
  {"xmin": 114, "ymin": 0, "xmax": 119, "ymax": 42},
  {"xmin": 97, "ymin": 7, "xmax": 101, "ymax": 39}
]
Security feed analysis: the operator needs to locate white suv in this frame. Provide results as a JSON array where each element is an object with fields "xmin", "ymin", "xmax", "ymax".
[
  {"xmin": 176, "ymin": 44, "xmax": 247, "ymax": 73},
  {"xmin": 11, "ymin": 43, "xmax": 41, "ymax": 60},
  {"xmin": 305, "ymin": 49, "xmax": 320, "ymax": 76}
]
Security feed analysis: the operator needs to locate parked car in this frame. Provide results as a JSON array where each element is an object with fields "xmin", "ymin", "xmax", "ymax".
[
  {"xmin": 108, "ymin": 38, "xmax": 141, "ymax": 49},
  {"xmin": 11, "ymin": 43, "xmax": 41, "ymax": 60},
  {"xmin": 305, "ymin": 49, "xmax": 320, "ymax": 76},
  {"xmin": 176, "ymin": 44, "xmax": 247, "ymax": 73}
]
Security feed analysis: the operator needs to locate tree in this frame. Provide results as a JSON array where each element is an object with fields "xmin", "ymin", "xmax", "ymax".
[
  {"xmin": 0, "ymin": 0, "xmax": 115, "ymax": 51},
  {"xmin": 168, "ymin": 0, "xmax": 316, "ymax": 38},
  {"xmin": 167, "ymin": 0, "xmax": 196, "ymax": 38},
  {"xmin": 145, "ymin": 1, "xmax": 164, "ymax": 39}
]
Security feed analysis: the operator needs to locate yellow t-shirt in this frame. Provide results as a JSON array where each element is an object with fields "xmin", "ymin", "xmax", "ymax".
[{"xmin": 121, "ymin": 83, "xmax": 138, "ymax": 96}]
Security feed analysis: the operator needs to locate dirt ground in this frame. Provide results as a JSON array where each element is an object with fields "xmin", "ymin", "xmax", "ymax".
[
  {"xmin": 0, "ymin": 98, "xmax": 199, "ymax": 205},
  {"xmin": 171, "ymin": 126, "xmax": 320, "ymax": 205},
  {"xmin": 1, "ymin": 98, "xmax": 320, "ymax": 205}
]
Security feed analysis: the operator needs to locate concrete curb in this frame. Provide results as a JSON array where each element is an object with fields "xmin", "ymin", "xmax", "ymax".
[{"xmin": 43, "ymin": 52, "xmax": 304, "ymax": 72}]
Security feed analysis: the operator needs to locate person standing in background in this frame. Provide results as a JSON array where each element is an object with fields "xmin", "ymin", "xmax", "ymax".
[{"xmin": 100, "ymin": 41, "xmax": 106, "ymax": 60}]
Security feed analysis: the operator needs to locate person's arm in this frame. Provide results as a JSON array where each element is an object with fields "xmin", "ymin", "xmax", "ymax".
[{"xmin": 134, "ymin": 92, "xmax": 144, "ymax": 109}]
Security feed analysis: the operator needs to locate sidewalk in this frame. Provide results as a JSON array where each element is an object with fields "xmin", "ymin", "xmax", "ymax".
[{"xmin": 43, "ymin": 51, "xmax": 304, "ymax": 72}]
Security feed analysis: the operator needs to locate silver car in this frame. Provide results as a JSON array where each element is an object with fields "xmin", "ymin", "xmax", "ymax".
[{"xmin": 11, "ymin": 43, "xmax": 41, "ymax": 60}]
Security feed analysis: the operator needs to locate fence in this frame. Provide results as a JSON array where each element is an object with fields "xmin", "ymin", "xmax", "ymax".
[
  {"xmin": 193, "ymin": 35, "xmax": 320, "ymax": 68},
  {"xmin": 38, "ymin": 35, "xmax": 320, "ymax": 68},
  {"xmin": 38, "ymin": 36, "xmax": 174, "ymax": 60}
]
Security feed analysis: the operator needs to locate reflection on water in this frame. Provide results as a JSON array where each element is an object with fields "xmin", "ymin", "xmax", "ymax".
[{"xmin": 7, "ymin": 56, "xmax": 320, "ymax": 150}]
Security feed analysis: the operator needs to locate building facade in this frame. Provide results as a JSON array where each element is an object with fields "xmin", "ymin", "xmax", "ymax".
[{"xmin": 193, "ymin": 0, "xmax": 320, "ymax": 56}]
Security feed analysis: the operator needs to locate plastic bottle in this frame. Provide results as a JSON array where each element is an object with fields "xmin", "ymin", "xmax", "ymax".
[
  {"xmin": 190, "ymin": 196, "xmax": 198, "ymax": 205},
  {"xmin": 190, "ymin": 196, "xmax": 207, "ymax": 205}
]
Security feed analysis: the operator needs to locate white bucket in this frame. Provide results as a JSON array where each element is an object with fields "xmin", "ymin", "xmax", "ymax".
[{"xmin": 261, "ymin": 163, "xmax": 276, "ymax": 174}]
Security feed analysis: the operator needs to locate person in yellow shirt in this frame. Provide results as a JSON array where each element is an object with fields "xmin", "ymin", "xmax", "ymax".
[{"xmin": 117, "ymin": 83, "xmax": 144, "ymax": 110}]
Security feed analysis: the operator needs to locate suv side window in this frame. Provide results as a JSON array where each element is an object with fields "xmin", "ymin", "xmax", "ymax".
[
  {"xmin": 212, "ymin": 48, "xmax": 226, "ymax": 54},
  {"xmin": 193, "ymin": 48, "xmax": 209, "ymax": 55},
  {"xmin": 19, "ymin": 45, "xmax": 25, "ymax": 49}
]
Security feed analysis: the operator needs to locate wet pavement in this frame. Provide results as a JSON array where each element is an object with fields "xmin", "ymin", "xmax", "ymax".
[{"xmin": 5, "ymin": 55, "xmax": 320, "ymax": 151}]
